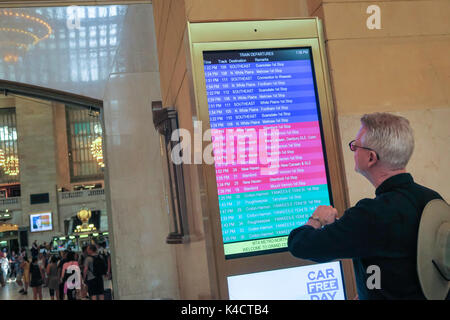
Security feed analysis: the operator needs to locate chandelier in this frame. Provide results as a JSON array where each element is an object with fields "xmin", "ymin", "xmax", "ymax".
[
  {"xmin": 90, "ymin": 136, "xmax": 105, "ymax": 168},
  {"xmin": 3, "ymin": 155, "xmax": 19, "ymax": 176},
  {"xmin": 0, "ymin": 9, "xmax": 52, "ymax": 63},
  {"xmin": 0, "ymin": 149, "xmax": 19, "ymax": 176},
  {"xmin": 0, "ymin": 149, "xmax": 5, "ymax": 167}
]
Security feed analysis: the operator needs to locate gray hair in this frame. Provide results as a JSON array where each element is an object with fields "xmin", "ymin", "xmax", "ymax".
[{"xmin": 360, "ymin": 112, "xmax": 414, "ymax": 170}]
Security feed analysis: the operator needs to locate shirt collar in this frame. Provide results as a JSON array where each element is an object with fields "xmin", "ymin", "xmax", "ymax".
[{"xmin": 375, "ymin": 173, "xmax": 414, "ymax": 196}]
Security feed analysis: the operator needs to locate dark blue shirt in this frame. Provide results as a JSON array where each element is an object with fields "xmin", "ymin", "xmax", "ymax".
[{"xmin": 288, "ymin": 173, "xmax": 443, "ymax": 300}]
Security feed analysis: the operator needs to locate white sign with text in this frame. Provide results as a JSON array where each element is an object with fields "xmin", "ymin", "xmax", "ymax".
[{"xmin": 227, "ymin": 261, "xmax": 346, "ymax": 300}]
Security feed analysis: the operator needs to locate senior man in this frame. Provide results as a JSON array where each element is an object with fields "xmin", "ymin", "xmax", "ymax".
[{"xmin": 288, "ymin": 112, "xmax": 443, "ymax": 300}]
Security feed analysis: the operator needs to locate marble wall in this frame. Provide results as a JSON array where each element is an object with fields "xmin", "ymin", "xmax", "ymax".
[
  {"xmin": 310, "ymin": 0, "xmax": 450, "ymax": 205},
  {"xmin": 102, "ymin": 4, "xmax": 179, "ymax": 300}
]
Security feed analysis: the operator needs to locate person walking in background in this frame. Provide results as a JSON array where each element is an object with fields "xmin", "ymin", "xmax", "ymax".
[
  {"xmin": 10, "ymin": 251, "xmax": 18, "ymax": 282},
  {"xmin": 31, "ymin": 241, "xmax": 38, "ymax": 259},
  {"xmin": 78, "ymin": 245, "xmax": 89, "ymax": 299},
  {"xmin": 20, "ymin": 255, "xmax": 30, "ymax": 295},
  {"xmin": 29, "ymin": 256, "xmax": 44, "ymax": 300},
  {"xmin": 83, "ymin": 244, "xmax": 106, "ymax": 300},
  {"xmin": 57, "ymin": 250, "xmax": 68, "ymax": 300},
  {"xmin": 0, "ymin": 252, "xmax": 8, "ymax": 284},
  {"xmin": 19, "ymin": 248, "xmax": 27, "ymax": 265},
  {"xmin": 37, "ymin": 253, "xmax": 47, "ymax": 287},
  {"xmin": 46, "ymin": 255, "xmax": 59, "ymax": 300},
  {"xmin": 41, "ymin": 242, "xmax": 48, "ymax": 256},
  {"xmin": 61, "ymin": 251, "xmax": 81, "ymax": 300},
  {"xmin": 98, "ymin": 241, "xmax": 112, "ymax": 280},
  {"xmin": 98, "ymin": 241, "xmax": 113, "ymax": 300},
  {"xmin": 16, "ymin": 254, "xmax": 25, "ymax": 293}
]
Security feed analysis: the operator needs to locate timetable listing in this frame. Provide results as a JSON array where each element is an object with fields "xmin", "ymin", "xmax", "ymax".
[
  {"xmin": 219, "ymin": 184, "xmax": 330, "ymax": 243},
  {"xmin": 203, "ymin": 48, "xmax": 332, "ymax": 257},
  {"xmin": 211, "ymin": 121, "xmax": 328, "ymax": 195}
]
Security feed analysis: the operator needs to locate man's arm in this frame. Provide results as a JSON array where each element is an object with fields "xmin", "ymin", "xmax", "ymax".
[{"xmin": 288, "ymin": 204, "xmax": 374, "ymax": 262}]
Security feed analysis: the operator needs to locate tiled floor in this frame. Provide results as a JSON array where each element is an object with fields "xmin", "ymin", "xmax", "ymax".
[{"xmin": 0, "ymin": 278, "xmax": 113, "ymax": 300}]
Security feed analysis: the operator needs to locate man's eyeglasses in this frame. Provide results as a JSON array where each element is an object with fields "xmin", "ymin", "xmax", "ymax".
[{"xmin": 348, "ymin": 140, "xmax": 380, "ymax": 160}]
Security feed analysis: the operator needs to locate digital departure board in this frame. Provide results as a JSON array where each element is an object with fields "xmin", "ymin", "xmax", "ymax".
[{"xmin": 203, "ymin": 47, "xmax": 332, "ymax": 259}]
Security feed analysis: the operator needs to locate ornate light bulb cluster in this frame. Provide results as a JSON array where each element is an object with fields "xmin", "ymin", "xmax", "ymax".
[
  {"xmin": 90, "ymin": 136, "xmax": 105, "ymax": 168},
  {"xmin": 0, "ymin": 149, "xmax": 19, "ymax": 176},
  {"xmin": 0, "ymin": 150, "xmax": 18, "ymax": 176},
  {"xmin": 0, "ymin": 149, "xmax": 5, "ymax": 167},
  {"xmin": 3, "ymin": 155, "xmax": 19, "ymax": 176}
]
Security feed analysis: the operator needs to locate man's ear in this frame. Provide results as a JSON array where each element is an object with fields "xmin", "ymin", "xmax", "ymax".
[{"xmin": 367, "ymin": 151, "xmax": 378, "ymax": 168}]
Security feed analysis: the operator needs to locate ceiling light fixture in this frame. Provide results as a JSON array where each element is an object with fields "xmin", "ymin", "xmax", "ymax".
[
  {"xmin": 0, "ymin": 149, "xmax": 5, "ymax": 167},
  {"xmin": 90, "ymin": 136, "xmax": 105, "ymax": 168},
  {"xmin": 0, "ymin": 9, "xmax": 52, "ymax": 62},
  {"xmin": 3, "ymin": 155, "xmax": 19, "ymax": 176}
]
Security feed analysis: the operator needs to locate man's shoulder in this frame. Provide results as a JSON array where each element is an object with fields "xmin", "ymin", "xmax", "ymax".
[
  {"xmin": 350, "ymin": 197, "xmax": 382, "ymax": 213},
  {"xmin": 348, "ymin": 181, "xmax": 444, "ymax": 218},
  {"xmin": 378, "ymin": 180, "xmax": 443, "ymax": 208},
  {"xmin": 410, "ymin": 181, "xmax": 443, "ymax": 201}
]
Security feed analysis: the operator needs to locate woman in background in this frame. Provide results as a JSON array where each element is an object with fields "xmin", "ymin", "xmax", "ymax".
[
  {"xmin": 20, "ymin": 255, "xmax": 30, "ymax": 295},
  {"xmin": 46, "ymin": 255, "xmax": 59, "ymax": 300},
  {"xmin": 29, "ymin": 256, "xmax": 44, "ymax": 300},
  {"xmin": 16, "ymin": 254, "xmax": 24, "ymax": 293},
  {"xmin": 61, "ymin": 251, "xmax": 81, "ymax": 300},
  {"xmin": 57, "ymin": 250, "xmax": 68, "ymax": 300}
]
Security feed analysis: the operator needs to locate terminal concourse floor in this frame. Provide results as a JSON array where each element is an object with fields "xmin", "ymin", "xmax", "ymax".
[{"xmin": 0, "ymin": 279, "xmax": 113, "ymax": 300}]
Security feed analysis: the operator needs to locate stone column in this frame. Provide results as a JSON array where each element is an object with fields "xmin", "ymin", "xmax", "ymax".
[
  {"xmin": 102, "ymin": 4, "xmax": 180, "ymax": 299},
  {"xmin": 15, "ymin": 96, "xmax": 60, "ymax": 245}
]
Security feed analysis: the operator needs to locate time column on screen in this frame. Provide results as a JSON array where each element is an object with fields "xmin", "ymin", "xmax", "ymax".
[{"xmin": 205, "ymin": 63, "xmax": 235, "ymax": 129}]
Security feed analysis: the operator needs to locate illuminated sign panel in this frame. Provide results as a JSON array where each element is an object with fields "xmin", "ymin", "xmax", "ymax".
[
  {"xmin": 203, "ymin": 48, "xmax": 332, "ymax": 258},
  {"xmin": 227, "ymin": 261, "xmax": 346, "ymax": 300},
  {"xmin": 29, "ymin": 212, "xmax": 53, "ymax": 232}
]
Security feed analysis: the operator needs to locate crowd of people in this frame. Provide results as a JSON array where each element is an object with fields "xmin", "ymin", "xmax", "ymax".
[{"xmin": 0, "ymin": 240, "xmax": 111, "ymax": 300}]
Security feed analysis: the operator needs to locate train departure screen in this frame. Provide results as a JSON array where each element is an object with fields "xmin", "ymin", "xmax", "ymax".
[{"xmin": 203, "ymin": 47, "xmax": 332, "ymax": 259}]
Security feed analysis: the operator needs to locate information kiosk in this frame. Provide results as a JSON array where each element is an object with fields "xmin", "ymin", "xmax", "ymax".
[{"xmin": 187, "ymin": 18, "xmax": 355, "ymax": 299}]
